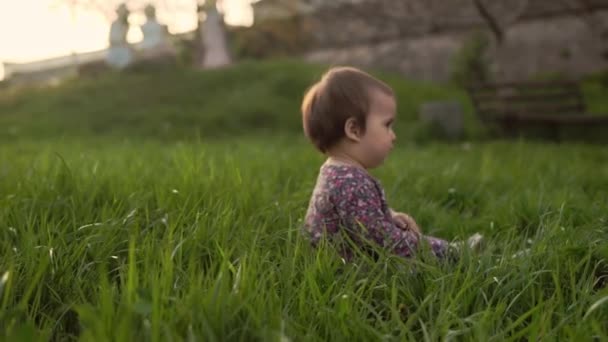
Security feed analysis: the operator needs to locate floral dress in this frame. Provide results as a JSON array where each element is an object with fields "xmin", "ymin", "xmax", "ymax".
[{"xmin": 304, "ymin": 162, "xmax": 449, "ymax": 261}]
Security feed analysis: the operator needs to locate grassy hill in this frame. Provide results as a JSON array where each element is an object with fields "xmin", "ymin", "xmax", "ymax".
[
  {"xmin": 0, "ymin": 60, "xmax": 476, "ymax": 141},
  {"xmin": 3, "ymin": 60, "xmax": 606, "ymax": 143}
]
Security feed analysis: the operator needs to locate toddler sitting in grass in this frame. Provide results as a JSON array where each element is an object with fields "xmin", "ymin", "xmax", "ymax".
[{"xmin": 301, "ymin": 66, "xmax": 482, "ymax": 261}]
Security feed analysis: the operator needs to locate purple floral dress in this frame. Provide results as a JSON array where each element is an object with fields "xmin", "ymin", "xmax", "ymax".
[{"xmin": 304, "ymin": 162, "xmax": 449, "ymax": 261}]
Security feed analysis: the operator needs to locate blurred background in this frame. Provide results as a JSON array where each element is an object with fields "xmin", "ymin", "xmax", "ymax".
[
  {"xmin": 1, "ymin": 0, "xmax": 607, "ymax": 142},
  {"xmin": 3, "ymin": 3, "xmax": 608, "ymax": 340}
]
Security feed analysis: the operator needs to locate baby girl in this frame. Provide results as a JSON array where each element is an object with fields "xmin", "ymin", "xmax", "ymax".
[{"xmin": 301, "ymin": 66, "xmax": 481, "ymax": 261}]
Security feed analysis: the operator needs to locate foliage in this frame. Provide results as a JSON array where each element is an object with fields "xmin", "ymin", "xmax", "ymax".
[
  {"xmin": 450, "ymin": 31, "xmax": 492, "ymax": 87},
  {"xmin": 0, "ymin": 60, "xmax": 470, "ymax": 142}
]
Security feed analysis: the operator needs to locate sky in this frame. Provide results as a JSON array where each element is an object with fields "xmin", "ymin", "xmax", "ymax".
[{"xmin": 0, "ymin": 0, "xmax": 256, "ymax": 80}]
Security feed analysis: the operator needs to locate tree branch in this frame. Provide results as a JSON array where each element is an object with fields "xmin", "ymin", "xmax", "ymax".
[{"xmin": 471, "ymin": 0, "xmax": 504, "ymax": 43}]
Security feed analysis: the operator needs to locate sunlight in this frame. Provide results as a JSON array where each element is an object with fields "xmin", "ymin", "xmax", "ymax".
[{"xmin": 0, "ymin": 0, "xmax": 255, "ymax": 80}]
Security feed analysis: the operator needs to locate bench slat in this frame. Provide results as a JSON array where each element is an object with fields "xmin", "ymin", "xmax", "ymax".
[
  {"xmin": 498, "ymin": 113, "xmax": 608, "ymax": 125},
  {"xmin": 471, "ymin": 92, "xmax": 582, "ymax": 103},
  {"xmin": 477, "ymin": 103, "xmax": 585, "ymax": 115},
  {"xmin": 467, "ymin": 80, "xmax": 579, "ymax": 91}
]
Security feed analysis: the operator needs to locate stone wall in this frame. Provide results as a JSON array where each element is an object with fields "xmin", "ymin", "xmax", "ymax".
[
  {"xmin": 493, "ymin": 13, "xmax": 608, "ymax": 81},
  {"xmin": 303, "ymin": 11, "xmax": 608, "ymax": 82},
  {"xmin": 257, "ymin": 0, "xmax": 608, "ymax": 81}
]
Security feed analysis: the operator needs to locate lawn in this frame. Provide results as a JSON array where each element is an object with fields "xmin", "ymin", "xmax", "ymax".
[{"xmin": 0, "ymin": 61, "xmax": 607, "ymax": 341}]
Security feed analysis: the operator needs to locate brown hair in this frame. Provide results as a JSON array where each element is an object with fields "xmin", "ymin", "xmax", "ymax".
[{"xmin": 301, "ymin": 66, "xmax": 394, "ymax": 153}]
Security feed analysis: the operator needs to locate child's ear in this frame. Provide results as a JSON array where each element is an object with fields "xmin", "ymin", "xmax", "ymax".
[{"xmin": 344, "ymin": 117, "xmax": 362, "ymax": 142}]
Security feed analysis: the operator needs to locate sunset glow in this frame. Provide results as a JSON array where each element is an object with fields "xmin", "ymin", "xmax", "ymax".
[{"xmin": 0, "ymin": 0, "xmax": 256, "ymax": 79}]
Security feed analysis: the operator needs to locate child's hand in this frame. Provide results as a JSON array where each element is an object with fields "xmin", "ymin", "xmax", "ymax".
[{"xmin": 390, "ymin": 210, "xmax": 421, "ymax": 236}]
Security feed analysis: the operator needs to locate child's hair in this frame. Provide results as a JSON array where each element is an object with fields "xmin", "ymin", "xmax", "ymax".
[{"xmin": 301, "ymin": 66, "xmax": 394, "ymax": 153}]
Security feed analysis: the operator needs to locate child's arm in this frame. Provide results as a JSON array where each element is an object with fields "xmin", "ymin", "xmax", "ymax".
[{"xmin": 335, "ymin": 180, "xmax": 420, "ymax": 258}]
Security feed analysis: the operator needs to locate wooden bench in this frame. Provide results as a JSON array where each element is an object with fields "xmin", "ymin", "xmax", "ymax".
[{"xmin": 466, "ymin": 81, "xmax": 608, "ymax": 139}]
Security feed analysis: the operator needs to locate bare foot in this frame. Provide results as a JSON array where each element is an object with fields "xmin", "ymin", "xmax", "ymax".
[
  {"xmin": 450, "ymin": 233, "xmax": 484, "ymax": 253},
  {"xmin": 467, "ymin": 233, "xmax": 484, "ymax": 252}
]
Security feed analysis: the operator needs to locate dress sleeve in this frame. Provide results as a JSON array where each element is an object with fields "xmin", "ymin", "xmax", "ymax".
[{"xmin": 332, "ymin": 174, "xmax": 419, "ymax": 258}]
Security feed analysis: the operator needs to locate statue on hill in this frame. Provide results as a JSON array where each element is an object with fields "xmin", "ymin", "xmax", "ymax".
[
  {"xmin": 139, "ymin": 4, "xmax": 176, "ymax": 61},
  {"xmin": 106, "ymin": 3, "xmax": 135, "ymax": 69},
  {"xmin": 200, "ymin": 0, "xmax": 232, "ymax": 69}
]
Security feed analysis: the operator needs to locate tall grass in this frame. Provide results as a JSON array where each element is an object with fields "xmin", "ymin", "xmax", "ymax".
[
  {"xmin": 1, "ymin": 137, "xmax": 607, "ymax": 340},
  {"xmin": 1, "ymin": 61, "xmax": 607, "ymax": 340}
]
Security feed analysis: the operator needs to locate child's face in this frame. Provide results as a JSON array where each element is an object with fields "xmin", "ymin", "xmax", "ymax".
[{"xmin": 358, "ymin": 90, "xmax": 396, "ymax": 168}]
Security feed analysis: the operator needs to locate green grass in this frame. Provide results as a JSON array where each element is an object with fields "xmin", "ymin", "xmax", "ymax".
[
  {"xmin": 0, "ymin": 60, "xmax": 476, "ymax": 142},
  {"xmin": 1, "ymin": 138, "xmax": 607, "ymax": 341},
  {"xmin": 1, "ymin": 61, "xmax": 607, "ymax": 340},
  {"xmin": 2, "ymin": 60, "xmax": 605, "ymax": 143}
]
